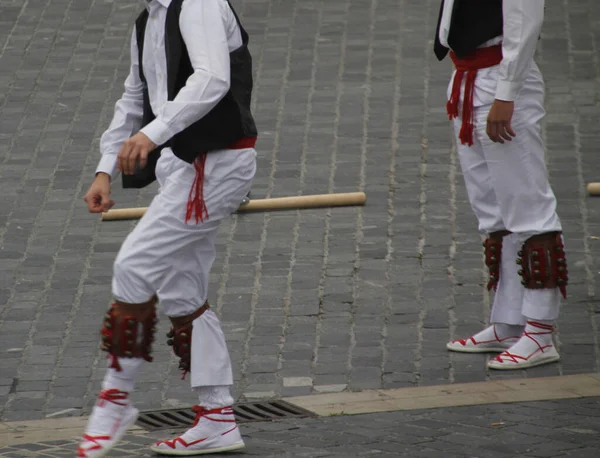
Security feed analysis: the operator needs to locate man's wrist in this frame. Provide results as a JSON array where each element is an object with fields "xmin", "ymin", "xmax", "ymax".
[{"xmin": 95, "ymin": 171, "xmax": 112, "ymax": 182}]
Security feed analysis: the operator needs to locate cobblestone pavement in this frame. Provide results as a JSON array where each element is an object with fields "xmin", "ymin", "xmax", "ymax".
[
  {"xmin": 1, "ymin": 397, "xmax": 600, "ymax": 457},
  {"xmin": 0, "ymin": 0, "xmax": 600, "ymax": 435}
]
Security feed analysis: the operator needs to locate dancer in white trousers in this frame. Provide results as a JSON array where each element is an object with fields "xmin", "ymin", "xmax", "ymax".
[
  {"xmin": 434, "ymin": 0, "xmax": 568, "ymax": 370},
  {"xmin": 78, "ymin": 1, "xmax": 258, "ymax": 456}
]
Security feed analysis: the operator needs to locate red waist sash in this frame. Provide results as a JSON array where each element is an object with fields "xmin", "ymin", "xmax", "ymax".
[{"xmin": 447, "ymin": 45, "xmax": 503, "ymax": 146}]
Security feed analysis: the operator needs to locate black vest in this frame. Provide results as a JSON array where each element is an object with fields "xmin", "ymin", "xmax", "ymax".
[
  {"xmin": 433, "ymin": 0, "xmax": 503, "ymax": 61},
  {"xmin": 123, "ymin": 0, "xmax": 258, "ymax": 189}
]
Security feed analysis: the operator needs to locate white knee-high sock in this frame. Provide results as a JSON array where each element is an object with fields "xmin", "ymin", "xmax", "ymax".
[
  {"xmin": 523, "ymin": 319, "xmax": 554, "ymax": 347},
  {"xmin": 503, "ymin": 320, "xmax": 555, "ymax": 357},
  {"xmin": 194, "ymin": 385, "xmax": 234, "ymax": 409},
  {"xmin": 102, "ymin": 357, "xmax": 143, "ymax": 393},
  {"xmin": 493, "ymin": 323, "xmax": 524, "ymax": 339}
]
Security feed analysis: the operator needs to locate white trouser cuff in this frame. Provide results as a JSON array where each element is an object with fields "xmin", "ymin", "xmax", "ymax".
[
  {"xmin": 190, "ymin": 310, "xmax": 233, "ymax": 388},
  {"xmin": 522, "ymin": 289, "xmax": 561, "ymax": 321},
  {"xmin": 490, "ymin": 234, "xmax": 526, "ymax": 326}
]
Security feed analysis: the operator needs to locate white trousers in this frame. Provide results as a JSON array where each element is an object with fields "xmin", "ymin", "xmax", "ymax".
[
  {"xmin": 111, "ymin": 146, "xmax": 256, "ymax": 387},
  {"xmin": 451, "ymin": 62, "xmax": 562, "ymax": 324}
]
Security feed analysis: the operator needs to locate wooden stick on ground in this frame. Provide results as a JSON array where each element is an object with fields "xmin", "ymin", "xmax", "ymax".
[
  {"xmin": 101, "ymin": 192, "xmax": 367, "ymax": 221},
  {"xmin": 587, "ymin": 183, "xmax": 600, "ymax": 196}
]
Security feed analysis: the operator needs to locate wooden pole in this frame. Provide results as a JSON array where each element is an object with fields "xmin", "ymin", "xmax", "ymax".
[
  {"xmin": 587, "ymin": 183, "xmax": 600, "ymax": 196},
  {"xmin": 101, "ymin": 192, "xmax": 367, "ymax": 221}
]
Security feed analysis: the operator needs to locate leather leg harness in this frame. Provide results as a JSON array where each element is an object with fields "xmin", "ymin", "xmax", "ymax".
[
  {"xmin": 483, "ymin": 230, "xmax": 511, "ymax": 291},
  {"xmin": 100, "ymin": 298, "xmax": 211, "ymax": 377},
  {"xmin": 100, "ymin": 296, "xmax": 158, "ymax": 371},
  {"xmin": 167, "ymin": 301, "xmax": 211, "ymax": 379},
  {"xmin": 517, "ymin": 231, "xmax": 568, "ymax": 298}
]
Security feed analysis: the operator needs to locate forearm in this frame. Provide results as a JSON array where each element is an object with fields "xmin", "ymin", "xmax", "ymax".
[
  {"xmin": 96, "ymin": 28, "xmax": 145, "ymax": 180},
  {"xmin": 97, "ymin": 97, "xmax": 144, "ymax": 180}
]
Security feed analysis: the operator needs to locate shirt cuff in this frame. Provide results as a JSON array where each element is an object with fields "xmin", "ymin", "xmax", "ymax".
[
  {"xmin": 96, "ymin": 154, "xmax": 119, "ymax": 181},
  {"xmin": 495, "ymin": 80, "xmax": 522, "ymax": 102},
  {"xmin": 140, "ymin": 118, "xmax": 177, "ymax": 147}
]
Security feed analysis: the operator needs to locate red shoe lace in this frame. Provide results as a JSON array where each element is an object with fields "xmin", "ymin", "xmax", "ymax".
[
  {"xmin": 77, "ymin": 389, "xmax": 129, "ymax": 458},
  {"xmin": 191, "ymin": 405, "xmax": 236, "ymax": 426},
  {"xmin": 191, "ymin": 405, "xmax": 236, "ymax": 427},
  {"xmin": 97, "ymin": 389, "xmax": 129, "ymax": 407},
  {"xmin": 494, "ymin": 321, "xmax": 554, "ymax": 363},
  {"xmin": 77, "ymin": 434, "xmax": 112, "ymax": 457},
  {"xmin": 154, "ymin": 406, "xmax": 236, "ymax": 450},
  {"xmin": 77, "ymin": 391, "xmax": 129, "ymax": 457},
  {"xmin": 454, "ymin": 325, "xmax": 520, "ymax": 347}
]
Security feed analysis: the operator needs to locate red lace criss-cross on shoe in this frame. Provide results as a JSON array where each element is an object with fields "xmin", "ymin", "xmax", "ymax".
[
  {"xmin": 446, "ymin": 324, "xmax": 522, "ymax": 353},
  {"xmin": 151, "ymin": 405, "xmax": 244, "ymax": 456},
  {"xmin": 77, "ymin": 389, "xmax": 139, "ymax": 458},
  {"xmin": 488, "ymin": 321, "xmax": 560, "ymax": 370}
]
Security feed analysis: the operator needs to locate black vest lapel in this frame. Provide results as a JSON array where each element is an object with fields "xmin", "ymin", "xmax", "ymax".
[
  {"xmin": 122, "ymin": 10, "xmax": 161, "ymax": 189},
  {"xmin": 165, "ymin": 0, "xmax": 184, "ymax": 101},
  {"xmin": 226, "ymin": 0, "xmax": 249, "ymax": 44},
  {"xmin": 433, "ymin": 1, "xmax": 448, "ymax": 61},
  {"xmin": 135, "ymin": 12, "xmax": 149, "ymax": 83}
]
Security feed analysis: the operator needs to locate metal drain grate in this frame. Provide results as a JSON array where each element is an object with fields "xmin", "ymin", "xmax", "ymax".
[{"xmin": 136, "ymin": 400, "xmax": 316, "ymax": 431}]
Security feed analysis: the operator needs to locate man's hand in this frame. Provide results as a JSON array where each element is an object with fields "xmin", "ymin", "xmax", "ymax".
[
  {"xmin": 117, "ymin": 132, "xmax": 157, "ymax": 175},
  {"xmin": 486, "ymin": 100, "xmax": 516, "ymax": 144},
  {"xmin": 84, "ymin": 172, "xmax": 114, "ymax": 214}
]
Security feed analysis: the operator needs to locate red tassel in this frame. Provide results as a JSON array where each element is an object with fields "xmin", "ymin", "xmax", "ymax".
[
  {"xmin": 458, "ymin": 70, "xmax": 477, "ymax": 147},
  {"xmin": 108, "ymin": 354, "xmax": 122, "ymax": 372},
  {"xmin": 183, "ymin": 137, "xmax": 258, "ymax": 225},
  {"xmin": 447, "ymin": 70, "xmax": 463, "ymax": 120},
  {"xmin": 185, "ymin": 154, "xmax": 209, "ymax": 224}
]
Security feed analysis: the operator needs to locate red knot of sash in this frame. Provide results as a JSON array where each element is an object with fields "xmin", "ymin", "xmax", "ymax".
[
  {"xmin": 185, "ymin": 136, "xmax": 257, "ymax": 224},
  {"xmin": 447, "ymin": 45, "xmax": 503, "ymax": 147}
]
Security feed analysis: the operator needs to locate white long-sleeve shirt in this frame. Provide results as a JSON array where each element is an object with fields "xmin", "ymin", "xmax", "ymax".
[
  {"xmin": 438, "ymin": 0, "xmax": 545, "ymax": 102},
  {"xmin": 96, "ymin": 0, "xmax": 243, "ymax": 180}
]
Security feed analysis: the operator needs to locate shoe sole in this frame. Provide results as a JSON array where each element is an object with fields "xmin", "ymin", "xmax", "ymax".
[
  {"xmin": 85, "ymin": 409, "xmax": 139, "ymax": 458},
  {"xmin": 446, "ymin": 343, "xmax": 509, "ymax": 353},
  {"xmin": 150, "ymin": 441, "xmax": 245, "ymax": 456},
  {"xmin": 488, "ymin": 355, "xmax": 560, "ymax": 370}
]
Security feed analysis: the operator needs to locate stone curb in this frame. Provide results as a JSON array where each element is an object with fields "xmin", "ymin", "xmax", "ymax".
[{"xmin": 2, "ymin": 373, "xmax": 599, "ymax": 447}]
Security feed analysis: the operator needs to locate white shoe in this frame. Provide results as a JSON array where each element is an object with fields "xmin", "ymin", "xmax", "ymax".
[
  {"xmin": 77, "ymin": 389, "xmax": 139, "ymax": 458},
  {"xmin": 446, "ymin": 325, "xmax": 521, "ymax": 353},
  {"xmin": 488, "ymin": 321, "xmax": 560, "ymax": 370},
  {"xmin": 151, "ymin": 406, "xmax": 244, "ymax": 456}
]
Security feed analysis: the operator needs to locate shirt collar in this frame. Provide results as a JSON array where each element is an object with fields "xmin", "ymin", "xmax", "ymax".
[{"xmin": 141, "ymin": 0, "xmax": 171, "ymax": 11}]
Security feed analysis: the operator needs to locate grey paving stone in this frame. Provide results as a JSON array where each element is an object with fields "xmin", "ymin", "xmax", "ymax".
[{"xmin": 0, "ymin": 0, "xmax": 598, "ymax": 435}]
